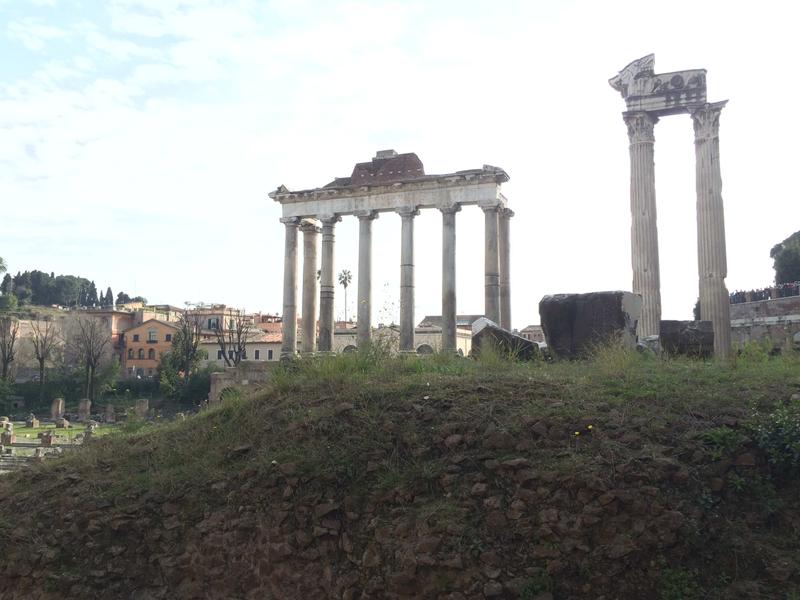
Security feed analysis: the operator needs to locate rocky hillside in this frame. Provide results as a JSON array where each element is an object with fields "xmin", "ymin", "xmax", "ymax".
[{"xmin": 1, "ymin": 349, "xmax": 799, "ymax": 599}]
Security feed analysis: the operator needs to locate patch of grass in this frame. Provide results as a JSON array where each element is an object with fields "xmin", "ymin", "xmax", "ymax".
[{"xmin": 658, "ymin": 567, "xmax": 702, "ymax": 600}]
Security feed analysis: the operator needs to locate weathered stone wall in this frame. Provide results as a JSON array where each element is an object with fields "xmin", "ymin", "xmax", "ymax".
[
  {"xmin": 729, "ymin": 296, "xmax": 800, "ymax": 348},
  {"xmin": 207, "ymin": 360, "xmax": 278, "ymax": 405}
]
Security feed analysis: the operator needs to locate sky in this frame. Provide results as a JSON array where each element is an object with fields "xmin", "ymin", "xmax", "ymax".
[{"xmin": 2, "ymin": 0, "xmax": 799, "ymax": 329}]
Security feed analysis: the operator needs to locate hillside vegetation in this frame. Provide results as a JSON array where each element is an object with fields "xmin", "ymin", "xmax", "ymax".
[{"xmin": 1, "ymin": 346, "xmax": 799, "ymax": 599}]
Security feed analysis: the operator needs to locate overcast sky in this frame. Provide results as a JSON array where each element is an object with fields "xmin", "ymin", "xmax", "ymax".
[{"xmin": 2, "ymin": 0, "xmax": 798, "ymax": 328}]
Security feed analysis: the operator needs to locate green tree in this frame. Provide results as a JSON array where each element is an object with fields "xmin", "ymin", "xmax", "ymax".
[
  {"xmin": 0, "ymin": 257, "xmax": 6, "ymax": 275},
  {"xmin": 86, "ymin": 281, "xmax": 98, "ymax": 307},
  {"xmin": 1, "ymin": 273, "xmax": 11, "ymax": 295},
  {"xmin": 338, "ymin": 269, "xmax": 352, "ymax": 322},
  {"xmin": 0, "ymin": 294, "xmax": 18, "ymax": 310},
  {"xmin": 105, "ymin": 287, "xmax": 114, "ymax": 308},
  {"xmin": 770, "ymin": 230, "xmax": 800, "ymax": 284}
]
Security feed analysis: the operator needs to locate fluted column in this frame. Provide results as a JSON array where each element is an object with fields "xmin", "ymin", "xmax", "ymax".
[
  {"xmin": 356, "ymin": 211, "xmax": 378, "ymax": 348},
  {"xmin": 499, "ymin": 208, "xmax": 513, "ymax": 330},
  {"xmin": 692, "ymin": 101, "xmax": 731, "ymax": 359},
  {"xmin": 318, "ymin": 215, "xmax": 340, "ymax": 352},
  {"xmin": 300, "ymin": 220, "xmax": 321, "ymax": 354},
  {"xmin": 280, "ymin": 217, "xmax": 301, "ymax": 358},
  {"xmin": 482, "ymin": 204, "xmax": 501, "ymax": 323},
  {"xmin": 398, "ymin": 207, "xmax": 418, "ymax": 352},
  {"xmin": 624, "ymin": 111, "xmax": 661, "ymax": 339},
  {"xmin": 441, "ymin": 205, "xmax": 461, "ymax": 352}
]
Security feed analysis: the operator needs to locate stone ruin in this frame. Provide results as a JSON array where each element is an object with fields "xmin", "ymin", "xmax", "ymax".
[
  {"xmin": 51, "ymin": 397, "xmax": 65, "ymax": 421},
  {"xmin": 25, "ymin": 414, "xmax": 39, "ymax": 428},
  {"xmin": 105, "ymin": 404, "xmax": 116, "ymax": 423},
  {"xmin": 1, "ymin": 425, "xmax": 15, "ymax": 446},
  {"xmin": 55, "ymin": 417, "xmax": 70, "ymax": 429},
  {"xmin": 134, "ymin": 399, "xmax": 149, "ymax": 419},
  {"xmin": 84, "ymin": 421, "xmax": 99, "ymax": 443},
  {"xmin": 39, "ymin": 431, "xmax": 56, "ymax": 447},
  {"xmin": 77, "ymin": 399, "xmax": 91, "ymax": 422},
  {"xmin": 471, "ymin": 318, "xmax": 538, "ymax": 360}
]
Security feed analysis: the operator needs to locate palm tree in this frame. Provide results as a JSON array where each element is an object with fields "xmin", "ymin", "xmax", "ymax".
[
  {"xmin": 0, "ymin": 257, "xmax": 6, "ymax": 275},
  {"xmin": 338, "ymin": 269, "xmax": 352, "ymax": 323}
]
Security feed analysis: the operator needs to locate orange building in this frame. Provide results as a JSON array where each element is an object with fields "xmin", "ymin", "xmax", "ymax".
[{"xmin": 122, "ymin": 319, "xmax": 178, "ymax": 378}]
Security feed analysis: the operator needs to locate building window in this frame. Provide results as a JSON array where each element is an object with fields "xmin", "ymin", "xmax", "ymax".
[
  {"xmin": 127, "ymin": 349, "xmax": 133, "ymax": 359},
  {"xmin": 217, "ymin": 350, "xmax": 223, "ymax": 360},
  {"xmin": 242, "ymin": 350, "xmax": 247, "ymax": 359},
  {"xmin": 147, "ymin": 329, "xmax": 157, "ymax": 342},
  {"xmin": 148, "ymin": 349, "xmax": 155, "ymax": 360},
  {"xmin": 254, "ymin": 350, "xmax": 260, "ymax": 360},
  {"xmin": 268, "ymin": 349, "xmax": 273, "ymax": 360},
  {"xmin": 165, "ymin": 334, "xmax": 172, "ymax": 342},
  {"xmin": 138, "ymin": 349, "xmax": 144, "ymax": 359},
  {"xmin": 133, "ymin": 334, "xmax": 139, "ymax": 342},
  {"xmin": 208, "ymin": 318, "xmax": 218, "ymax": 330}
]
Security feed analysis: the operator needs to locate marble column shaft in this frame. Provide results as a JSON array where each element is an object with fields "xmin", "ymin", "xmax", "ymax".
[
  {"xmin": 692, "ymin": 101, "xmax": 731, "ymax": 359},
  {"xmin": 398, "ymin": 208, "xmax": 418, "ymax": 352},
  {"xmin": 483, "ymin": 205, "xmax": 501, "ymax": 324},
  {"xmin": 280, "ymin": 217, "xmax": 301, "ymax": 357},
  {"xmin": 357, "ymin": 211, "xmax": 378, "ymax": 348},
  {"xmin": 498, "ymin": 208, "xmax": 513, "ymax": 330},
  {"xmin": 318, "ymin": 216, "xmax": 340, "ymax": 352},
  {"xmin": 300, "ymin": 221, "xmax": 321, "ymax": 354},
  {"xmin": 441, "ymin": 205, "xmax": 460, "ymax": 352},
  {"xmin": 624, "ymin": 111, "xmax": 661, "ymax": 339}
]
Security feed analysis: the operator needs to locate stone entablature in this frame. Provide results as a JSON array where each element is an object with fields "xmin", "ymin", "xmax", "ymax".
[{"xmin": 270, "ymin": 150, "xmax": 512, "ymax": 358}]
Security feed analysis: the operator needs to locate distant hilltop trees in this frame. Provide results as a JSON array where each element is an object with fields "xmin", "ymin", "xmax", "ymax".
[{"xmin": 0, "ymin": 264, "xmax": 145, "ymax": 310}]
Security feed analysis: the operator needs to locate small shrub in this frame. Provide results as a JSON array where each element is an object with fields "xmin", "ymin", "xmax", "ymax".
[
  {"xmin": 121, "ymin": 408, "xmax": 147, "ymax": 434},
  {"xmin": 702, "ymin": 426, "xmax": 747, "ymax": 461},
  {"xmin": 659, "ymin": 567, "xmax": 701, "ymax": 600},
  {"xmin": 521, "ymin": 570, "xmax": 553, "ymax": 598},
  {"xmin": 750, "ymin": 399, "xmax": 800, "ymax": 480}
]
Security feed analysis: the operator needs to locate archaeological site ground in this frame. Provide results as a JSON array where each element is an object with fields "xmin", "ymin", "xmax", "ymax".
[{"xmin": 1, "ymin": 347, "xmax": 799, "ymax": 599}]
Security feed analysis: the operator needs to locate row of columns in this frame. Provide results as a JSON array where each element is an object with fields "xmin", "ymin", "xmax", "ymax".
[
  {"xmin": 624, "ymin": 101, "xmax": 731, "ymax": 358},
  {"xmin": 280, "ymin": 205, "xmax": 513, "ymax": 358}
]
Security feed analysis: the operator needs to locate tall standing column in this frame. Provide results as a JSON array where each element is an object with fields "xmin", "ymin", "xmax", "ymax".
[
  {"xmin": 280, "ymin": 217, "xmax": 301, "ymax": 358},
  {"xmin": 692, "ymin": 101, "xmax": 731, "ymax": 359},
  {"xmin": 318, "ymin": 215, "xmax": 340, "ymax": 352},
  {"xmin": 356, "ymin": 211, "xmax": 378, "ymax": 348},
  {"xmin": 624, "ymin": 111, "xmax": 661, "ymax": 339},
  {"xmin": 300, "ymin": 220, "xmax": 321, "ymax": 354},
  {"xmin": 482, "ymin": 204, "xmax": 501, "ymax": 324},
  {"xmin": 498, "ymin": 208, "xmax": 513, "ymax": 330},
  {"xmin": 398, "ymin": 207, "xmax": 418, "ymax": 352},
  {"xmin": 441, "ymin": 205, "xmax": 461, "ymax": 352}
]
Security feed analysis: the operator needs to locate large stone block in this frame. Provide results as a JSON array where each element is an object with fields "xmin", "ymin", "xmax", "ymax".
[
  {"xmin": 471, "ymin": 318, "xmax": 539, "ymax": 360},
  {"xmin": 539, "ymin": 291, "xmax": 642, "ymax": 359},
  {"xmin": 659, "ymin": 320, "xmax": 714, "ymax": 357}
]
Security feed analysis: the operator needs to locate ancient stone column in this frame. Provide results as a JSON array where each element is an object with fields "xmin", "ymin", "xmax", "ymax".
[
  {"xmin": 482, "ymin": 205, "xmax": 501, "ymax": 324},
  {"xmin": 441, "ymin": 205, "xmax": 461, "ymax": 352},
  {"xmin": 318, "ymin": 216, "xmax": 340, "ymax": 353},
  {"xmin": 398, "ymin": 207, "xmax": 419, "ymax": 352},
  {"xmin": 50, "ymin": 397, "xmax": 64, "ymax": 420},
  {"xmin": 356, "ymin": 211, "xmax": 378, "ymax": 348},
  {"xmin": 499, "ymin": 208, "xmax": 513, "ymax": 330},
  {"xmin": 300, "ymin": 220, "xmax": 321, "ymax": 354},
  {"xmin": 280, "ymin": 217, "xmax": 301, "ymax": 358},
  {"xmin": 624, "ymin": 111, "xmax": 661, "ymax": 339},
  {"xmin": 692, "ymin": 101, "xmax": 731, "ymax": 359}
]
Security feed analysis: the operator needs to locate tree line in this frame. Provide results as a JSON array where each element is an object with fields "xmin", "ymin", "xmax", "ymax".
[{"xmin": 0, "ymin": 264, "xmax": 145, "ymax": 310}]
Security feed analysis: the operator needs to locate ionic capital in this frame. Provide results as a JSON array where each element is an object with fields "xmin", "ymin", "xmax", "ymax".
[
  {"xmin": 439, "ymin": 204, "xmax": 462, "ymax": 215},
  {"xmin": 279, "ymin": 216, "xmax": 301, "ymax": 226},
  {"xmin": 691, "ymin": 101, "xmax": 727, "ymax": 142},
  {"xmin": 319, "ymin": 214, "xmax": 342, "ymax": 226},
  {"xmin": 480, "ymin": 203, "xmax": 501, "ymax": 215},
  {"xmin": 354, "ymin": 210, "xmax": 379, "ymax": 221},
  {"xmin": 623, "ymin": 111, "xmax": 658, "ymax": 143},
  {"xmin": 500, "ymin": 208, "xmax": 514, "ymax": 219},
  {"xmin": 396, "ymin": 206, "xmax": 420, "ymax": 219},
  {"xmin": 299, "ymin": 220, "xmax": 322, "ymax": 234}
]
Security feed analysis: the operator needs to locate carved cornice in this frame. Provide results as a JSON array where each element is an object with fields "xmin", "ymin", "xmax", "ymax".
[
  {"xmin": 319, "ymin": 214, "xmax": 342, "ymax": 225},
  {"xmin": 691, "ymin": 101, "xmax": 727, "ymax": 141},
  {"xmin": 623, "ymin": 111, "xmax": 658, "ymax": 143}
]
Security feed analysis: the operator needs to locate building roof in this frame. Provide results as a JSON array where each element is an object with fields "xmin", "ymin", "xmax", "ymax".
[
  {"xmin": 324, "ymin": 150, "xmax": 425, "ymax": 188},
  {"xmin": 418, "ymin": 315, "xmax": 484, "ymax": 328},
  {"xmin": 125, "ymin": 318, "xmax": 180, "ymax": 333}
]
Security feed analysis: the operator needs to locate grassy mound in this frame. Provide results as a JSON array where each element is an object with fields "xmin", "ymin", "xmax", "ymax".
[{"xmin": 1, "ymin": 346, "xmax": 799, "ymax": 599}]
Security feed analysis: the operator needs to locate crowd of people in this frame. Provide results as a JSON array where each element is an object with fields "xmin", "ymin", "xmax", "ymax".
[{"xmin": 730, "ymin": 281, "xmax": 800, "ymax": 304}]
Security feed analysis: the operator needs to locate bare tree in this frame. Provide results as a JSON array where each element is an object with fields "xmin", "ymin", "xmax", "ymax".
[
  {"xmin": 172, "ymin": 310, "xmax": 204, "ymax": 381},
  {"xmin": 0, "ymin": 317, "xmax": 19, "ymax": 381},
  {"xmin": 31, "ymin": 317, "xmax": 59, "ymax": 400},
  {"xmin": 213, "ymin": 309, "xmax": 253, "ymax": 367},
  {"xmin": 68, "ymin": 315, "xmax": 110, "ymax": 401}
]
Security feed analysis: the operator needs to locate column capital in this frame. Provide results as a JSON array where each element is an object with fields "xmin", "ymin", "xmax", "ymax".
[
  {"xmin": 479, "ymin": 203, "xmax": 501, "ymax": 215},
  {"xmin": 280, "ymin": 216, "xmax": 301, "ymax": 226},
  {"xmin": 319, "ymin": 214, "xmax": 342, "ymax": 226},
  {"xmin": 354, "ymin": 210, "xmax": 379, "ymax": 221},
  {"xmin": 396, "ymin": 206, "xmax": 420, "ymax": 218},
  {"xmin": 299, "ymin": 220, "xmax": 322, "ymax": 234},
  {"xmin": 500, "ymin": 207, "xmax": 514, "ymax": 219},
  {"xmin": 623, "ymin": 111, "xmax": 658, "ymax": 143},
  {"xmin": 439, "ymin": 204, "xmax": 462, "ymax": 215},
  {"xmin": 691, "ymin": 100, "xmax": 727, "ymax": 141}
]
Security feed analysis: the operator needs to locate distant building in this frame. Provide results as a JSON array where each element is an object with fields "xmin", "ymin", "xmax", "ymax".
[
  {"xmin": 519, "ymin": 325, "xmax": 545, "ymax": 343},
  {"xmin": 200, "ymin": 330, "xmax": 282, "ymax": 367},
  {"xmin": 122, "ymin": 319, "xmax": 179, "ymax": 378},
  {"xmin": 418, "ymin": 314, "xmax": 484, "ymax": 329}
]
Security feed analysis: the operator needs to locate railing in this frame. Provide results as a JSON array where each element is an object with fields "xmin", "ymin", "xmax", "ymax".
[{"xmin": 730, "ymin": 282, "xmax": 800, "ymax": 304}]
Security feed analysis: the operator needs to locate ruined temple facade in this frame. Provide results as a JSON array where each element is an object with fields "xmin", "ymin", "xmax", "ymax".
[{"xmin": 270, "ymin": 150, "xmax": 512, "ymax": 357}]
